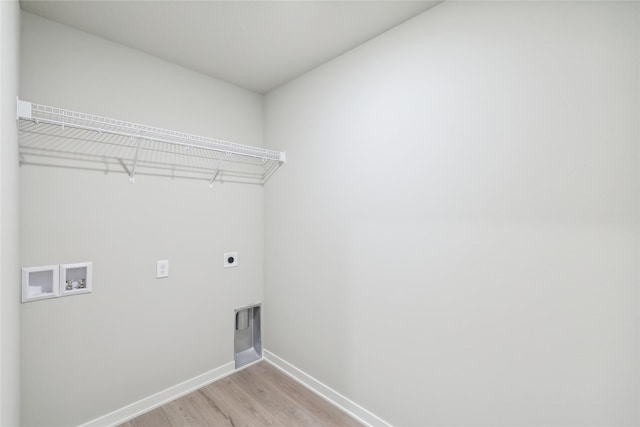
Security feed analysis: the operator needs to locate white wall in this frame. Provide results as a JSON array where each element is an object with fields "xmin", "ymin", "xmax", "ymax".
[
  {"xmin": 1, "ymin": 1, "xmax": 21, "ymax": 426},
  {"xmin": 264, "ymin": 2, "xmax": 639, "ymax": 426},
  {"xmin": 20, "ymin": 12, "xmax": 264, "ymax": 427}
]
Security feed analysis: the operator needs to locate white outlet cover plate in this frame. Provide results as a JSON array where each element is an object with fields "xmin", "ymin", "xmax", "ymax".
[
  {"xmin": 157, "ymin": 260, "xmax": 169, "ymax": 278},
  {"xmin": 224, "ymin": 252, "xmax": 238, "ymax": 268}
]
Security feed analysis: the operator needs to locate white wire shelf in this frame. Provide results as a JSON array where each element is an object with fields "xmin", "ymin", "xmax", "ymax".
[{"xmin": 16, "ymin": 99, "xmax": 286, "ymax": 186}]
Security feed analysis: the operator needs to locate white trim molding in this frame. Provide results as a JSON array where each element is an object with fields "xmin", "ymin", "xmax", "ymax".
[
  {"xmin": 77, "ymin": 352, "xmax": 390, "ymax": 427},
  {"xmin": 78, "ymin": 361, "xmax": 236, "ymax": 427},
  {"xmin": 264, "ymin": 349, "xmax": 393, "ymax": 427}
]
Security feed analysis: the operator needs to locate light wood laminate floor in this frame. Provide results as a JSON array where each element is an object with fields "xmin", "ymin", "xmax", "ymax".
[{"xmin": 119, "ymin": 361, "xmax": 364, "ymax": 427}]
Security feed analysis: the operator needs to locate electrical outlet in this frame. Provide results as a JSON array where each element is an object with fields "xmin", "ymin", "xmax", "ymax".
[
  {"xmin": 224, "ymin": 252, "xmax": 238, "ymax": 268},
  {"xmin": 157, "ymin": 260, "xmax": 169, "ymax": 278}
]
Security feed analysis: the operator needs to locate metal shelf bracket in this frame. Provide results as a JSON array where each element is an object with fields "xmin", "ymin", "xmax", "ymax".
[{"xmin": 129, "ymin": 138, "xmax": 141, "ymax": 184}]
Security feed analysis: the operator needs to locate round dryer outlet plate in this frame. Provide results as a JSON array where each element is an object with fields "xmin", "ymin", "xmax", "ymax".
[{"xmin": 224, "ymin": 252, "xmax": 238, "ymax": 268}]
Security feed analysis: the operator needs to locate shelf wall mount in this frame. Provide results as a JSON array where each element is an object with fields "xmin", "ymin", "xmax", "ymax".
[{"xmin": 16, "ymin": 98, "xmax": 286, "ymax": 186}]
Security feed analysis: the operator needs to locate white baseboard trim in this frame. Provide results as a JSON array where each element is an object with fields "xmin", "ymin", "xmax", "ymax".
[
  {"xmin": 78, "ymin": 352, "xmax": 390, "ymax": 427},
  {"xmin": 264, "ymin": 349, "xmax": 393, "ymax": 427},
  {"xmin": 78, "ymin": 361, "xmax": 236, "ymax": 427}
]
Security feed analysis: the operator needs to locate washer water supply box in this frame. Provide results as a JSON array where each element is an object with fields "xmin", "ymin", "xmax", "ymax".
[{"xmin": 22, "ymin": 262, "xmax": 93, "ymax": 303}]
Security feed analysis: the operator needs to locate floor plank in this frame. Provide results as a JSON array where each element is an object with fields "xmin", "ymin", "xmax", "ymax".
[{"xmin": 119, "ymin": 361, "xmax": 364, "ymax": 427}]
